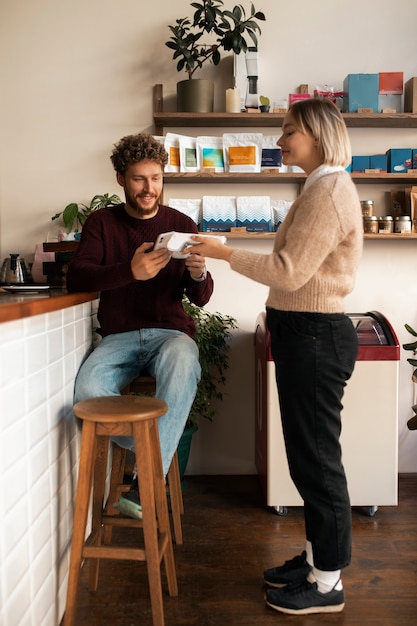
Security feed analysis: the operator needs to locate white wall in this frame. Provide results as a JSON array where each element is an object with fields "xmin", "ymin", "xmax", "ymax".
[{"xmin": 1, "ymin": 0, "xmax": 417, "ymax": 473}]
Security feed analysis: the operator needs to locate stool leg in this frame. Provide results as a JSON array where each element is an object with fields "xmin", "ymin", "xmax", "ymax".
[
  {"xmin": 167, "ymin": 452, "xmax": 183, "ymax": 544},
  {"xmin": 89, "ymin": 435, "xmax": 109, "ymax": 590},
  {"xmin": 63, "ymin": 421, "xmax": 97, "ymax": 626},
  {"xmin": 103, "ymin": 444, "xmax": 127, "ymax": 544},
  {"xmin": 133, "ymin": 421, "xmax": 177, "ymax": 626},
  {"xmin": 147, "ymin": 422, "xmax": 178, "ymax": 596}
]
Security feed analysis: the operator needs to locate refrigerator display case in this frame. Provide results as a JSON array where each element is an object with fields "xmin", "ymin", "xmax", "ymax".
[{"xmin": 254, "ymin": 311, "xmax": 399, "ymax": 516}]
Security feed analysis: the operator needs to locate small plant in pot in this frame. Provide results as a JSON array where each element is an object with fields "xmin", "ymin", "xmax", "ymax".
[
  {"xmin": 51, "ymin": 193, "xmax": 122, "ymax": 240},
  {"xmin": 259, "ymin": 95, "xmax": 270, "ymax": 112},
  {"xmin": 165, "ymin": 0, "xmax": 266, "ymax": 112}
]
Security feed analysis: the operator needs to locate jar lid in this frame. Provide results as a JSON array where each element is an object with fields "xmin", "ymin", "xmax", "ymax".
[
  {"xmin": 395, "ymin": 215, "xmax": 411, "ymax": 220},
  {"xmin": 360, "ymin": 200, "xmax": 374, "ymax": 205},
  {"xmin": 363, "ymin": 215, "xmax": 378, "ymax": 220},
  {"xmin": 379, "ymin": 216, "xmax": 393, "ymax": 221}
]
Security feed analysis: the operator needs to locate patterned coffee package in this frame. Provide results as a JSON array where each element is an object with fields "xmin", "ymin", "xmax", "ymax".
[
  {"xmin": 168, "ymin": 198, "xmax": 202, "ymax": 228},
  {"xmin": 164, "ymin": 133, "xmax": 181, "ymax": 172},
  {"xmin": 261, "ymin": 136, "xmax": 282, "ymax": 171},
  {"xmin": 236, "ymin": 196, "xmax": 272, "ymax": 232},
  {"xmin": 179, "ymin": 135, "xmax": 199, "ymax": 173},
  {"xmin": 196, "ymin": 136, "xmax": 225, "ymax": 173},
  {"xmin": 202, "ymin": 195, "xmax": 237, "ymax": 232},
  {"xmin": 222, "ymin": 133, "xmax": 263, "ymax": 172},
  {"xmin": 270, "ymin": 199, "xmax": 293, "ymax": 230}
]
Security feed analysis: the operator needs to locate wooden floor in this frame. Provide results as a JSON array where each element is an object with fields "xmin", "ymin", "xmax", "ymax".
[{"xmin": 70, "ymin": 474, "xmax": 417, "ymax": 626}]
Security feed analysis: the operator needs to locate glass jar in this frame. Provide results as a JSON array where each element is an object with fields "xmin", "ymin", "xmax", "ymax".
[
  {"xmin": 363, "ymin": 215, "xmax": 379, "ymax": 234},
  {"xmin": 394, "ymin": 215, "xmax": 412, "ymax": 233},
  {"xmin": 378, "ymin": 216, "xmax": 394, "ymax": 234},
  {"xmin": 360, "ymin": 200, "xmax": 374, "ymax": 217}
]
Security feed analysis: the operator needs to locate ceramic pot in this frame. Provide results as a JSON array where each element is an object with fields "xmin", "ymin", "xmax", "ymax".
[{"xmin": 177, "ymin": 79, "xmax": 214, "ymax": 113}]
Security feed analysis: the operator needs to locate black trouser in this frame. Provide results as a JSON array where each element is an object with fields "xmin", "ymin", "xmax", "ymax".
[{"xmin": 267, "ymin": 308, "xmax": 358, "ymax": 571}]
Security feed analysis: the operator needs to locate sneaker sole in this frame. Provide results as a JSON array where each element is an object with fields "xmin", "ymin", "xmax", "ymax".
[
  {"xmin": 113, "ymin": 498, "xmax": 143, "ymax": 520},
  {"xmin": 266, "ymin": 599, "xmax": 345, "ymax": 615}
]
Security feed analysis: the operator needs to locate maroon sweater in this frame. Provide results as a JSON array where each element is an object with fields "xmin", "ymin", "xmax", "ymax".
[{"xmin": 66, "ymin": 203, "xmax": 214, "ymax": 338}]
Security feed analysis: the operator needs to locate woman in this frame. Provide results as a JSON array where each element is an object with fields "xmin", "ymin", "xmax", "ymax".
[{"xmin": 185, "ymin": 98, "xmax": 363, "ymax": 615}]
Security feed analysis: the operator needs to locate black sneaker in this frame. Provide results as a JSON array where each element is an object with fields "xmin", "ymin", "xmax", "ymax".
[
  {"xmin": 113, "ymin": 477, "xmax": 142, "ymax": 520},
  {"xmin": 266, "ymin": 579, "xmax": 345, "ymax": 615},
  {"xmin": 263, "ymin": 551, "xmax": 313, "ymax": 587}
]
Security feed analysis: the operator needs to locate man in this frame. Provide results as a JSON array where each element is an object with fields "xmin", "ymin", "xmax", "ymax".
[{"xmin": 67, "ymin": 133, "xmax": 213, "ymax": 519}]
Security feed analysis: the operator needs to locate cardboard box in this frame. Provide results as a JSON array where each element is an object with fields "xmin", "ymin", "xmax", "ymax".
[
  {"xmin": 386, "ymin": 148, "xmax": 412, "ymax": 173},
  {"xmin": 404, "ymin": 77, "xmax": 417, "ymax": 113},
  {"xmin": 379, "ymin": 72, "xmax": 403, "ymax": 94},
  {"xmin": 351, "ymin": 156, "xmax": 370, "ymax": 172},
  {"xmin": 369, "ymin": 154, "xmax": 388, "ymax": 172},
  {"xmin": 378, "ymin": 94, "xmax": 402, "ymax": 113},
  {"xmin": 343, "ymin": 74, "xmax": 379, "ymax": 112},
  {"xmin": 390, "ymin": 188, "xmax": 411, "ymax": 218},
  {"xmin": 289, "ymin": 93, "xmax": 311, "ymax": 105}
]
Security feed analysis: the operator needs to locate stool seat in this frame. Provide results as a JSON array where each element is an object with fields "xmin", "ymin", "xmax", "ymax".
[
  {"xmin": 64, "ymin": 395, "xmax": 178, "ymax": 626},
  {"xmin": 74, "ymin": 394, "xmax": 168, "ymax": 422}
]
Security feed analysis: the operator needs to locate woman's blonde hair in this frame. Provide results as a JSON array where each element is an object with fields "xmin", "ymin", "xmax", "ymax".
[{"xmin": 288, "ymin": 98, "xmax": 351, "ymax": 167}]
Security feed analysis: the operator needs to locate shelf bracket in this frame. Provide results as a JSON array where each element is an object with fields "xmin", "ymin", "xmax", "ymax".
[{"xmin": 153, "ymin": 84, "xmax": 164, "ymax": 134}]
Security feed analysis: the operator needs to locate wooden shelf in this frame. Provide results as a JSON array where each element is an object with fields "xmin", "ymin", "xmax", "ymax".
[
  {"xmin": 162, "ymin": 171, "xmax": 417, "ymax": 185},
  {"xmin": 154, "ymin": 111, "xmax": 417, "ymax": 134},
  {"xmin": 193, "ymin": 232, "xmax": 417, "ymax": 240}
]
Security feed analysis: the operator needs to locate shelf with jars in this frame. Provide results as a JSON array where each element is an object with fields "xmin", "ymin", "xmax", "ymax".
[{"xmin": 152, "ymin": 84, "xmax": 417, "ymax": 240}]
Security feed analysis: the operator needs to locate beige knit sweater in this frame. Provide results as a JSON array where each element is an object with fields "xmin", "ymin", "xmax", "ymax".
[{"xmin": 230, "ymin": 169, "xmax": 363, "ymax": 313}]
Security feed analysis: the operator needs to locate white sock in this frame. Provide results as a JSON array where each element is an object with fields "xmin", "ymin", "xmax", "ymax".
[{"xmin": 313, "ymin": 567, "xmax": 343, "ymax": 594}]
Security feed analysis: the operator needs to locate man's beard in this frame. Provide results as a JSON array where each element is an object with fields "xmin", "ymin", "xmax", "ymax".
[{"xmin": 125, "ymin": 190, "xmax": 160, "ymax": 216}]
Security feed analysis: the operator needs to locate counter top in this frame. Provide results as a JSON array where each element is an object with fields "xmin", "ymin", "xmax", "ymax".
[{"xmin": 0, "ymin": 287, "xmax": 97, "ymax": 323}]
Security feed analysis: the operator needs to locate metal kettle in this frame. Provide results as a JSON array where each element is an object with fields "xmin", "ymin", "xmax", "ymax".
[{"xmin": 0, "ymin": 253, "xmax": 32, "ymax": 284}]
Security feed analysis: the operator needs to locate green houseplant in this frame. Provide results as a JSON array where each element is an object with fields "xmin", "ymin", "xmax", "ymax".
[
  {"xmin": 177, "ymin": 297, "xmax": 237, "ymax": 477},
  {"xmin": 402, "ymin": 322, "xmax": 417, "ymax": 430},
  {"xmin": 165, "ymin": 0, "xmax": 266, "ymax": 111},
  {"xmin": 51, "ymin": 193, "xmax": 122, "ymax": 237},
  {"xmin": 183, "ymin": 296, "xmax": 237, "ymax": 424}
]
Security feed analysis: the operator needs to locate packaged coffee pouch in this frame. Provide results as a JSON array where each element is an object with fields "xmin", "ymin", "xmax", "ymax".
[
  {"xmin": 236, "ymin": 196, "xmax": 272, "ymax": 232},
  {"xmin": 270, "ymin": 199, "xmax": 293, "ymax": 230},
  {"xmin": 202, "ymin": 195, "xmax": 237, "ymax": 232},
  {"xmin": 196, "ymin": 136, "xmax": 225, "ymax": 172},
  {"xmin": 222, "ymin": 133, "xmax": 263, "ymax": 172},
  {"xmin": 179, "ymin": 135, "xmax": 199, "ymax": 173},
  {"xmin": 164, "ymin": 133, "xmax": 181, "ymax": 172},
  {"xmin": 168, "ymin": 198, "xmax": 201, "ymax": 228},
  {"xmin": 261, "ymin": 136, "xmax": 282, "ymax": 171}
]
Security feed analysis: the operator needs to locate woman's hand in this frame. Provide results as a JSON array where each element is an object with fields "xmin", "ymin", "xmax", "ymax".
[{"xmin": 184, "ymin": 236, "xmax": 233, "ymax": 262}]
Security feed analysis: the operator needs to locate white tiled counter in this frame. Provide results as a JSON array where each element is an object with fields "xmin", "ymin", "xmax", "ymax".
[{"xmin": 0, "ymin": 291, "xmax": 97, "ymax": 626}]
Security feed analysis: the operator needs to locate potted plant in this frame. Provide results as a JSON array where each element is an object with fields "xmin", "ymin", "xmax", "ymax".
[
  {"xmin": 165, "ymin": 0, "xmax": 266, "ymax": 112},
  {"xmin": 402, "ymin": 322, "xmax": 417, "ymax": 430},
  {"xmin": 177, "ymin": 297, "xmax": 238, "ymax": 476},
  {"xmin": 51, "ymin": 193, "xmax": 122, "ymax": 240},
  {"xmin": 259, "ymin": 94, "xmax": 270, "ymax": 112}
]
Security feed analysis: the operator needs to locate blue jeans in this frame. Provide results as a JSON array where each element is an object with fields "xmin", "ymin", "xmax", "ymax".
[
  {"xmin": 266, "ymin": 308, "xmax": 358, "ymax": 571},
  {"xmin": 74, "ymin": 328, "xmax": 201, "ymax": 476}
]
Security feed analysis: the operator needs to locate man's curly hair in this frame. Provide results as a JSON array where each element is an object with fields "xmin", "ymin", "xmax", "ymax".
[{"xmin": 110, "ymin": 133, "xmax": 168, "ymax": 174}]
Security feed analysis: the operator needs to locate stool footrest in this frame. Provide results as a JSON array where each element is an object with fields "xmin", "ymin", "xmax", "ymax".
[{"xmin": 83, "ymin": 532, "xmax": 169, "ymax": 562}]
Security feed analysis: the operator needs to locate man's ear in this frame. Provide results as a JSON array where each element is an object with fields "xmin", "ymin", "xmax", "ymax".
[{"xmin": 116, "ymin": 172, "xmax": 124, "ymax": 187}]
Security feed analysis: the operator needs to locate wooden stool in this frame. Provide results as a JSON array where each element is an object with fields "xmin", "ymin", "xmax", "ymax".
[
  {"xmin": 110, "ymin": 374, "xmax": 184, "ymax": 544},
  {"xmin": 64, "ymin": 395, "xmax": 178, "ymax": 626}
]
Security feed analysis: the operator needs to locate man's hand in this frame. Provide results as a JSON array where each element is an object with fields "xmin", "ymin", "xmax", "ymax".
[
  {"xmin": 185, "ymin": 252, "xmax": 207, "ymax": 279},
  {"xmin": 131, "ymin": 242, "xmax": 172, "ymax": 280}
]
